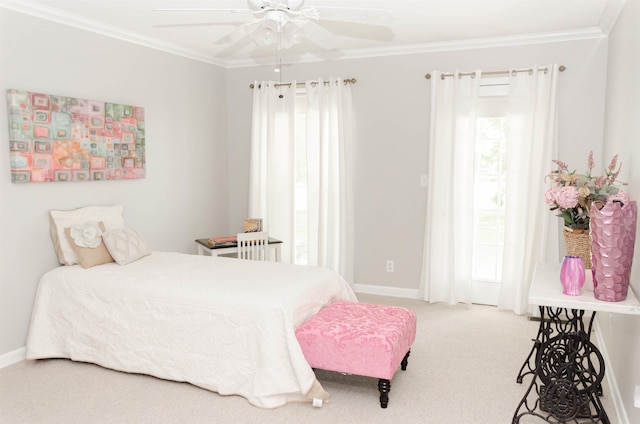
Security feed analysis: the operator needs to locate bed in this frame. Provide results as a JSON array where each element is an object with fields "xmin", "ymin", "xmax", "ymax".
[{"xmin": 26, "ymin": 207, "xmax": 357, "ymax": 408}]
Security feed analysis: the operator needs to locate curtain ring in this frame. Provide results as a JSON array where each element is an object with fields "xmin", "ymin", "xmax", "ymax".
[{"xmin": 511, "ymin": 70, "xmax": 517, "ymax": 77}]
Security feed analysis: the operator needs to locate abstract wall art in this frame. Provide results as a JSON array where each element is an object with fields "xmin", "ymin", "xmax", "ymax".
[{"xmin": 6, "ymin": 89, "xmax": 145, "ymax": 183}]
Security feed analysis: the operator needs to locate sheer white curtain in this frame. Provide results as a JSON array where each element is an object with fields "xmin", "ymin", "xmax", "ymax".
[
  {"xmin": 248, "ymin": 82, "xmax": 296, "ymax": 261},
  {"xmin": 420, "ymin": 70, "xmax": 480, "ymax": 304},
  {"xmin": 248, "ymin": 78, "xmax": 354, "ymax": 282},
  {"xmin": 498, "ymin": 65, "xmax": 560, "ymax": 314},
  {"xmin": 304, "ymin": 78, "xmax": 355, "ymax": 281},
  {"xmin": 421, "ymin": 65, "xmax": 560, "ymax": 311}
]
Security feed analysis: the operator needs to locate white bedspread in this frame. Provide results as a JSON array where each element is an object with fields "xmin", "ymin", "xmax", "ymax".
[{"xmin": 26, "ymin": 252, "xmax": 357, "ymax": 408}]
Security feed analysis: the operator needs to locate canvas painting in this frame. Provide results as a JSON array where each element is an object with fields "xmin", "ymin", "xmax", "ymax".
[
  {"xmin": 243, "ymin": 218, "xmax": 263, "ymax": 233},
  {"xmin": 6, "ymin": 89, "xmax": 145, "ymax": 183}
]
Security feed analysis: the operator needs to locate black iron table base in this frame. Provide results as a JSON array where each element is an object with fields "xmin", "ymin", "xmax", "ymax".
[{"xmin": 512, "ymin": 306, "xmax": 609, "ymax": 423}]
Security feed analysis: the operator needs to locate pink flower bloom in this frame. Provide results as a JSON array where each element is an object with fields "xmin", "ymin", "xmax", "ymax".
[
  {"xmin": 544, "ymin": 187, "xmax": 558, "ymax": 206},
  {"xmin": 593, "ymin": 176, "xmax": 605, "ymax": 188},
  {"xmin": 555, "ymin": 186, "xmax": 579, "ymax": 209},
  {"xmin": 609, "ymin": 169, "xmax": 620, "ymax": 185},
  {"xmin": 608, "ymin": 154, "xmax": 618, "ymax": 172},
  {"xmin": 552, "ymin": 159, "xmax": 568, "ymax": 171},
  {"xmin": 587, "ymin": 151, "xmax": 594, "ymax": 170}
]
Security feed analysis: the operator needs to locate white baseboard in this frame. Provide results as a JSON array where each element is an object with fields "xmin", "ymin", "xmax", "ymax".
[
  {"xmin": 352, "ymin": 283, "xmax": 421, "ymax": 299},
  {"xmin": 0, "ymin": 346, "xmax": 26, "ymax": 368},
  {"xmin": 593, "ymin": 320, "xmax": 629, "ymax": 424}
]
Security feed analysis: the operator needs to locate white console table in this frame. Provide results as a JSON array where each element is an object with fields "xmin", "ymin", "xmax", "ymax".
[
  {"xmin": 513, "ymin": 262, "xmax": 640, "ymax": 423},
  {"xmin": 529, "ymin": 262, "xmax": 640, "ymax": 315}
]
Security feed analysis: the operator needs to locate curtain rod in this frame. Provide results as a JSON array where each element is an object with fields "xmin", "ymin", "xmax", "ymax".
[
  {"xmin": 249, "ymin": 78, "xmax": 357, "ymax": 89},
  {"xmin": 425, "ymin": 65, "xmax": 566, "ymax": 80}
]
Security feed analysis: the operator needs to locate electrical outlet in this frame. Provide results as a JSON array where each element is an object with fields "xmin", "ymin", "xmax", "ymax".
[{"xmin": 386, "ymin": 260, "xmax": 394, "ymax": 272}]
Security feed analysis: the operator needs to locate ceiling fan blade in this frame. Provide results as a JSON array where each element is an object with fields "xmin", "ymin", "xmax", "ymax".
[
  {"xmin": 214, "ymin": 37, "xmax": 254, "ymax": 58},
  {"xmin": 153, "ymin": 8, "xmax": 249, "ymax": 13},
  {"xmin": 214, "ymin": 27, "xmax": 249, "ymax": 45},
  {"xmin": 304, "ymin": 42, "xmax": 344, "ymax": 60},
  {"xmin": 299, "ymin": 21, "xmax": 339, "ymax": 50},
  {"xmin": 313, "ymin": 7, "xmax": 395, "ymax": 25},
  {"xmin": 266, "ymin": 38, "xmax": 344, "ymax": 62},
  {"xmin": 214, "ymin": 20, "xmax": 262, "ymax": 45},
  {"xmin": 153, "ymin": 21, "xmax": 245, "ymax": 29}
]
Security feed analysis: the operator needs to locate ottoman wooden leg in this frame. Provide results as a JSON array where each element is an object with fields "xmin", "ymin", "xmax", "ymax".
[
  {"xmin": 401, "ymin": 350, "xmax": 411, "ymax": 371},
  {"xmin": 378, "ymin": 378, "xmax": 391, "ymax": 408}
]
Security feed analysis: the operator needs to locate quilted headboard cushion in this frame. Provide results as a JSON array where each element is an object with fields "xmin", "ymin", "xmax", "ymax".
[{"xmin": 49, "ymin": 205, "xmax": 125, "ymax": 265}]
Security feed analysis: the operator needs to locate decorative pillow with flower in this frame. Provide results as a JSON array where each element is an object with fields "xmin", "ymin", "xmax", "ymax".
[
  {"xmin": 64, "ymin": 221, "xmax": 114, "ymax": 268},
  {"xmin": 50, "ymin": 205, "xmax": 125, "ymax": 265},
  {"xmin": 544, "ymin": 151, "xmax": 623, "ymax": 230}
]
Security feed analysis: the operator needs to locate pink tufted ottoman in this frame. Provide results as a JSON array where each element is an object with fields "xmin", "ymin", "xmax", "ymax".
[{"xmin": 295, "ymin": 301, "xmax": 417, "ymax": 408}]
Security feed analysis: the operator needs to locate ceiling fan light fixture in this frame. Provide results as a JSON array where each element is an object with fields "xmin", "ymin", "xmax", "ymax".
[
  {"xmin": 280, "ymin": 21, "xmax": 304, "ymax": 48},
  {"xmin": 252, "ymin": 19, "xmax": 279, "ymax": 46},
  {"xmin": 249, "ymin": 9, "xmax": 307, "ymax": 49}
]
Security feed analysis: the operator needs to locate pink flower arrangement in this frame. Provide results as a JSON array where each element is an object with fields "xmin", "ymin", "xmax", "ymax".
[{"xmin": 545, "ymin": 151, "xmax": 623, "ymax": 230}]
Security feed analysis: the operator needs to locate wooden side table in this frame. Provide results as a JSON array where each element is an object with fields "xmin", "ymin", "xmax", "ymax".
[{"xmin": 195, "ymin": 237, "xmax": 283, "ymax": 262}]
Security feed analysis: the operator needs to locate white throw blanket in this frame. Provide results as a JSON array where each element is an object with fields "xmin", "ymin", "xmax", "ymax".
[{"xmin": 26, "ymin": 252, "xmax": 357, "ymax": 408}]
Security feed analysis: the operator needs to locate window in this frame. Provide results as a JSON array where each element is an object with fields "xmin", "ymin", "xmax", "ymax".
[
  {"xmin": 473, "ymin": 114, "xmax": 506, "ymax": 282},
  {"xmin": 472, "ymin": 80, "xmax": 508, "ymax": 292}
]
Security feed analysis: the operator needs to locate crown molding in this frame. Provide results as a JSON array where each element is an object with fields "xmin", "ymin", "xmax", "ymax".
[
  {"xmin": 345, "ymin": 28, "xmax": 606, "ymax": 57},
  {"xmin": 598, "ymin": 0, "xmax": 627, "ymax": 35},
  {"xmin": 223, "ymin": 27, "xmax": 607, "ymax": 69},
  {"xmin": 0, "ymin": 0, "xmax": 226, "ymax": 67},
  {"xmin": 1, "ymin": 0, "xmax": 608, "ymax": 70}
]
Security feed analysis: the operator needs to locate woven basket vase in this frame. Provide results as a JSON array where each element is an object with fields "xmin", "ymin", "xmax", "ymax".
[{"xmin": 563, "ymin": 228, "xmax": 591, "ymax": 269}]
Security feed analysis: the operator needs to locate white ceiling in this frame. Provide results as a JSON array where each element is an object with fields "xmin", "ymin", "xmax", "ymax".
[{"xmin": 0, "ymin": 0, "xmax": 625, "ymax": 68}]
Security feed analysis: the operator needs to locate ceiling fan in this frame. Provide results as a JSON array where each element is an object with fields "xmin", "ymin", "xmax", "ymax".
[{"xmin": 154, "ymin": 0, "xmax": 395, "ymax": 58}]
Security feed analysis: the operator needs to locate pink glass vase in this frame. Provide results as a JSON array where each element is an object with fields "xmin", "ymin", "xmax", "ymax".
[
  {"xmin": 590, "ymin": 201, "xmax": 637, "ymax": 302},
  {"xmin": 560, "ymin": 255, "xmax": 585, "ymax": 296}
]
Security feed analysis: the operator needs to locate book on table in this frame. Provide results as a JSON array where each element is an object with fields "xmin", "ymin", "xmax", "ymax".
[{"xmin": 207, "ymin": 235, "xmax": 237, "ymax": 246}]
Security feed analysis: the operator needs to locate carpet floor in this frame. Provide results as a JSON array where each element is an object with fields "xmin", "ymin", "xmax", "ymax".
[{"xmin": 0, "ymin": 293, "xmax": 619, "ymax": 423}]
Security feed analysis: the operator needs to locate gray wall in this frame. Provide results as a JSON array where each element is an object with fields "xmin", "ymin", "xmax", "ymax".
[
  {"xmin": 598, "ymin": 0, "xmax": 640, "ymax": 422},
  {"xmin": 225, "ymin": 38, "xmax": 609, "ymax": 292},
  {"xmin": 0, "ymin": 9, "xmax": 230, "ymax": 354}
]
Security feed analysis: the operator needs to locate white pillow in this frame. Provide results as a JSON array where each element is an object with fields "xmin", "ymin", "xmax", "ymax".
[
  {"xmin": 102, "ymin": 228, "xmax": 151, "ymax": 265},
  {"xmin": 50, "ymin": 205, "xmax": 125, "ymax": 265}
]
